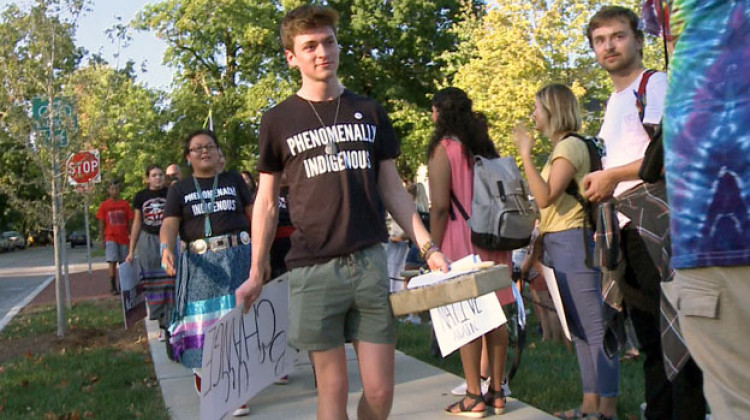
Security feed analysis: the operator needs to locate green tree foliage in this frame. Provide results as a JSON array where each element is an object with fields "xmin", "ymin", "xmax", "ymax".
[
  {"xmin": 441, "ymin": 0, "xmax": 668, "ymax": 167},
  {"xmin": 135, "ymin": 0, "xmax": 482, "ymax": 178},
  {"xmin": 134, "ymin": 0, "xmax": 294, "ymax": 173},
  {"xmin": 66, "ymin": 60, "xmax": 165, "ymax": 201},
  {"xmin": 0, "ymin": 0, "xmax": 85, "ymax": 231}
]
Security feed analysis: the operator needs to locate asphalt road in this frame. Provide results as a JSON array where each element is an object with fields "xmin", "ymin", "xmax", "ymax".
[{"xmin": 0, "ymin": 244, "xmax": 107, "ymax": 331}]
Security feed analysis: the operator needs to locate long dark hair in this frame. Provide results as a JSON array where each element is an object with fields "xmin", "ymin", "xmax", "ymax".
[{"xmin": 427, "ymin": 87, "xmax": 498, "ymax": 163}]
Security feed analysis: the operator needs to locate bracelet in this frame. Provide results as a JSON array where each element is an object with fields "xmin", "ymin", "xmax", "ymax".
[
  {"xmin": 159, "ymin": 243, "xmax": 168, "ymax": 254},
  {"xmin": 419, "ymin": 240, "xmax": 438, "ymax": 260},
  {"xmin": 423, "ymin": 245, "xmax": 440, "ymax": 261}
]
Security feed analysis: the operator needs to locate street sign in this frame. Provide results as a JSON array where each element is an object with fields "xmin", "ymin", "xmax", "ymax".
[
  {"xmin": 31, "ymin": 96, "xmax": 77, "ymax": 147},
  {"xmin": 67, "ymin": 151, "xmax": 100, "ymax": 185}
]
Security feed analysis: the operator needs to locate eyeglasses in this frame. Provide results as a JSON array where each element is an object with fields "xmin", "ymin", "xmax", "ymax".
[{"xmin": 189, "ymin": 144, "xmax": 217, "ymax": 154}]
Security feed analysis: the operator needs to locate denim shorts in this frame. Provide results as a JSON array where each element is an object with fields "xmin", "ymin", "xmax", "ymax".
[
  {"xmin": 105, "ymin": 241, "xmax": 128, "ymax": 263},
  {"xmin": 288, "ymin": 244, "xmax": 395, "ymax": 351}
]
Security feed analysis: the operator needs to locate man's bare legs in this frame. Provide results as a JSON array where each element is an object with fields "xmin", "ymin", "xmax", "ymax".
[
  {"xmin": 310, "ymin": 346, "xmax": 349, "ymax": 420},
  {"xmin": 353, "ymin": 341, "xmax": 395, "ymax": 420},
  {"xmin": 309, "ymin": 341, "xmax": 394, "ymax": 420}
]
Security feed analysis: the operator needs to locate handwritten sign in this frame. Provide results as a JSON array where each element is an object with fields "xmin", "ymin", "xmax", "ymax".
[
  {"xmin": 430, "ymin": 292, "xmax": 507, "ymax": 357},
  {"xmin": 200, "ymin": 275, "xmax": 297, "ymax": 420},
  {"xmin": 118, "ymin": 260, "xmax": 145, "ymax": 329}
]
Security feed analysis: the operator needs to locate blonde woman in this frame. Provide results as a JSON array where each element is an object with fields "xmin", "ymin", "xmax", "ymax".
[{"xmin": 514, "ymin": 84, "xmax": 619, "ymax": 419}]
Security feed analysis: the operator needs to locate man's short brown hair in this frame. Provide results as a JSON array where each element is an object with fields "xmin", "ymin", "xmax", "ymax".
[
  {"xmin": 586, "ymin": 6, "xmax": 643, "ymax": 51},
  {"xmin": 280, "ymin": 5, "xmax": 339, "ymax": 51}
]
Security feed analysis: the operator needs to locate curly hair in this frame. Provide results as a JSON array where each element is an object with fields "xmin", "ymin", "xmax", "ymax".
[{"xmin": 426, "ymin": 87, "xmax": 498, "ymax": 164}]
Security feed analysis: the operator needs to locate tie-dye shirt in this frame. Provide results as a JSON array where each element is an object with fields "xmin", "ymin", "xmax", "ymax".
[{"xmin": 663, "ymin": 0, "xmax": 750, "ymax": 268}]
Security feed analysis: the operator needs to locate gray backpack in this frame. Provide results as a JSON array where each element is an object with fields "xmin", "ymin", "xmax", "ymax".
[{"xmin": 450, "ymin": 155, "xmax": 536, "ymax": 250}]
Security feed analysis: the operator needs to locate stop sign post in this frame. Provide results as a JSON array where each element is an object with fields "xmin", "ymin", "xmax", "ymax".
[{"xmin": 67, "ymin": 150, "xmax": 100, "ymax": 185}]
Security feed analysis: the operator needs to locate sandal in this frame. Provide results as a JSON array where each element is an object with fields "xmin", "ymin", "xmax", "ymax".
[
  {"xmin": 484, "ymin": 386, "xmax": 506, "ymax": 415},
  {"xmin": 445, "ymin": 391, "xmax": 487, "ymax": 418},
  {"xmin": 553, "ymin": 408, "xmax": 590, "ymax": 419}
]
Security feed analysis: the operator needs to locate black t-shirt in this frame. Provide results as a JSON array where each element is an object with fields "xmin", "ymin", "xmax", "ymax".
[
  {"xmin": 257, "ymin": 90, "xmax": 400, "ymax": 268},
  {"xmin": 164, "ymin": 170, "xmax": 253, "ymax": 242},
  {"xmin": 132, "ymin": 188, "xmax": 168, "ymax": 235}
]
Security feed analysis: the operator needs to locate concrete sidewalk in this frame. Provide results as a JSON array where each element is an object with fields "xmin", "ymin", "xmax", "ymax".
[{"xmin": 145, "ymin": 319, "xmax": 555, "ymax": 419}]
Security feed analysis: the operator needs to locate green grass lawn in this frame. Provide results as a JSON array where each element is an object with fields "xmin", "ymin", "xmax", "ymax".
[
  {"xmin": 395, "ymin": 311, "xmax": 645, "ymax": 419},
  {"xmin": 0, "ymin": 300, "xmax": 168, "ymax": 419}
]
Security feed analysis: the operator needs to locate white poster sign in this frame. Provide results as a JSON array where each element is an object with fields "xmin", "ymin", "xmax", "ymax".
[
  {"xmin": 540, "ymin": 264, "xmax": 571, "ymax": 341},
  {"xmin": 200, "ymin": 275, "xmax": 297, "ymax": 420},
  {"xmin": 118, "ymin": 260, "xmax": 145, "ymax": 329},
  {"xmin": 430, "ymin": 293, "xmax": 507, "ymax": 357}
]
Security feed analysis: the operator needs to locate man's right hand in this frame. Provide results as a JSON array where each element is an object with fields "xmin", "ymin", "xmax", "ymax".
[
  {"xmin": 582, "ymin": 169, "xmax": 616, "ymax": 202},
  {"xmin": 236, "ymin": 261, "xmax": 270, "ymax": 313}
]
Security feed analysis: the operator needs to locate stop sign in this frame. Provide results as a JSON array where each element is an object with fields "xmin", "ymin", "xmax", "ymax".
[{"xmin": 67, "ymin": 151, "xmax": 100, "ymax": 185}]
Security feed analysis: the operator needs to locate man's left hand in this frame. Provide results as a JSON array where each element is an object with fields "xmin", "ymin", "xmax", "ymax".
[{"xmin": 427, "ymin": 251, "xmax": 450, "ymax": 273}]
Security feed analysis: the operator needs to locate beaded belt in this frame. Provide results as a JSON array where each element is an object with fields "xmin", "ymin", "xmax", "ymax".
[{"xmin": 187, "ymin": 231, "xmax": 250, "ymax": 254}]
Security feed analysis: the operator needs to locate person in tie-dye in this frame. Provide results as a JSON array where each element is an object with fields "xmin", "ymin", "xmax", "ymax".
[{"xmin": 663, "ymin": 1, "xmax": 750, "ymax": 418}]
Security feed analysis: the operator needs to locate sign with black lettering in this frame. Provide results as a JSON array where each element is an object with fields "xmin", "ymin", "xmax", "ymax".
[
  {"xmin": 200, "ymin": 275, "xmax": 297, "ymax": 420},
  {"xmin": 430, "ymin": 293, "xmax": 507, "ymax": 357}
]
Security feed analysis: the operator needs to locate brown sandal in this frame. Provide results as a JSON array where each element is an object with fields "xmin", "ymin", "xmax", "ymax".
[
  {"xmin": 484, "ymin": 386, "xmax": 506, "ymax": 415},
  {"xmin": 445, "ymin": 391, "xmax": 487, "ymax": 418}
]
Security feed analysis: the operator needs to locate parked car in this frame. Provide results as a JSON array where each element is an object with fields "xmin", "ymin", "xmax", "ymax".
[
  {"xmin": 1, "ymin": 231, "xmax": 26, "ymax": 250},
  {"xmin": 30, "ymin": 230, "xmax": 53, "ymax": 246},
  {"xmin": 0, "ymin": 236, "xmax": 10, "ymax": 252},
  {"xmin": 68, "ymin": 230, "xmax": 89, "ymax": 248}
]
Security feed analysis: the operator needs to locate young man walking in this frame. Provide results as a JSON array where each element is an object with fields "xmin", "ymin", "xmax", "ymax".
[
  {"xmin": 96, "ymin": 181, "xmax": 133, "ymax": 294},
  {"xmin": 235, "ymin": 5, "xmax": 448, "ymax": 420},
  {"xmin": 582, "ymin": 6, "xmax": 705, "ymax": 419}
]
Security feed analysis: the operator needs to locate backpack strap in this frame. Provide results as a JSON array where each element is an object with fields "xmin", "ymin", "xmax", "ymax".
[
  {"xmin": 635, "ymin": 69, "xmax": 658, "ymax": 122},
  {"xmin": 561, "ymin": 133, "xmax": 598, "ymax": 268},
  {"xmin": 449, "ymin": 190, "xmax": 470, "ymax": 221}
]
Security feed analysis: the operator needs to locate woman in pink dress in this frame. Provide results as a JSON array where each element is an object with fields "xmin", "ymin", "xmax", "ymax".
[{"xmin": 428, "ymin": 87, "xmax": 513, "ymax": 417}]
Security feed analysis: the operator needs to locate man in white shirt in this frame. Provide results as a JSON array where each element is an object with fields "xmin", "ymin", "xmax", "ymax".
[{"xmin": 583, "ymin": 6, "xmax": 706, "ymax": 420}]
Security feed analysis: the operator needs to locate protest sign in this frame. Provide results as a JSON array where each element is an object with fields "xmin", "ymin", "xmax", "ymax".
[
  {"xmin": 430, "ymin": 292, "xmax": 507, "ymax": 357},
  {"xmin": 118, "ymin": 260, "xmax": 145, "ymax": 329},
  {"xmin": 200, "ymin": 275, "xmax": 297, "ymax": 420}
]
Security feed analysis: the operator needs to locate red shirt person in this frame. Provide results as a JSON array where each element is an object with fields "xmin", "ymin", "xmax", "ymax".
[{"xmin": 96, "ymin": 181, "xmax": 133, "ymax": 294}]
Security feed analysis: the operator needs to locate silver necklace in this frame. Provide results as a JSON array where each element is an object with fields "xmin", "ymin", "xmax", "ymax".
[{"xmin": 307, "ymin": 94, "xmax": 341, "ymax": 155}]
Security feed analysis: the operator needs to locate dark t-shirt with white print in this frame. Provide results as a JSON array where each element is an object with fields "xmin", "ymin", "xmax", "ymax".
[
  {"xmin": 164, "ymin": 170, "xmax": 253, "ymax": 242},
  {"xmin": 257, "ymin": 89, "xmax": 400, "ymax": 269},
  {"xmin": 132, "ymin": 188, "xmax": 168, "ymax": 235}
]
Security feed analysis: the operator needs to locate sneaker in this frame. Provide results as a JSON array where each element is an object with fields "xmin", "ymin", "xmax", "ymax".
[
  {"xmin": 274, "ymin": 375, "xmax": 289, "ymax": 385},
  {"xmin": 501, "ymin": 378, "xmax": 512, "ymax": 397},
  {"xmin": 232, "ymin": 404, "xmax": 250, "ymax": 417},
  {"xmin": 450, "ymin": 377, "xmax": 490, "ymax": 396},
  {"xmin": 194, "ymin": 372, "xmax": 202, "ymax": 396}
]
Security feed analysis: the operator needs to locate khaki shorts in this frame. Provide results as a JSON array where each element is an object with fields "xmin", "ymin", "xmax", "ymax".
[{"xmin": 288, "ymin": 244, "xmax": 395, "ymax": 351}]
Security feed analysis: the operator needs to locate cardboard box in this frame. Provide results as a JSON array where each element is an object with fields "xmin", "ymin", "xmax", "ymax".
[{"xmin": 389, "ymin": 265, "xmax": 511, "ymax": 316}]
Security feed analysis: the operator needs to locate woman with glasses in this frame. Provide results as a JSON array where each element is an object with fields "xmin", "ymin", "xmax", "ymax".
[
  {"xmin": 160, "ymin": 129, "xmax": 254, "ymax": 416},
  {"xmin": 126, "ymin": 164, "xmax": 174, "ymax": 342}
]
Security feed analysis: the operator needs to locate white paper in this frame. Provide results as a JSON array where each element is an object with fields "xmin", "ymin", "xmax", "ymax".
[
  {"xmin": 540, "ymin": 264, "xmax": 571, "ymax": 341},
  {"xmin": 200, "ymin": 275, "xmax": 298, "ymax": 420},
  {"xmin": 407, "ymin": 254, "xmax": 481, "ymax": 289},
  {"xmin": 430, "ymin": 293, "xmax": 507, "ymax": 357}
]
